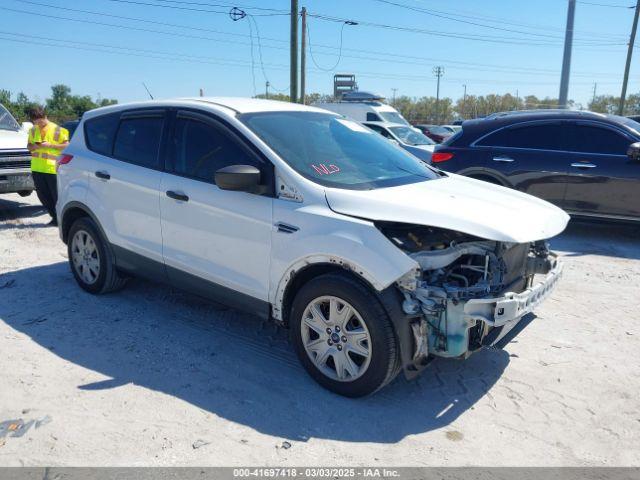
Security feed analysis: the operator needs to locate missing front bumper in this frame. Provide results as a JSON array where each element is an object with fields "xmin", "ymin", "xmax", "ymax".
[
  {"xmin": 406, "ymin": 258, "xmax": 563, "ymax": 363},
  {"xmin": 464, "ymin": 260, "xmax": 563, "ymax": 327}
]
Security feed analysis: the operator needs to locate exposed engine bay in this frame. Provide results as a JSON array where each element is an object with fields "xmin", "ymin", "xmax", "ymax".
[{"xmin": 376, "ymin": 222, "xmax": 562, "ymax": 371}]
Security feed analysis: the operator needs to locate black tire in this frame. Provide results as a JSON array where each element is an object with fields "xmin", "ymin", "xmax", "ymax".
[
  {"xmin": 290, "ymin": 273, "xmax": 400, "ymax": 397},
  {"xmin": 67, "ymin": 217, "xmax": 127, "ymax": 294},
  {"xmin": 17, "ymin": 190, "xmax": 32, "ymax": 197}
]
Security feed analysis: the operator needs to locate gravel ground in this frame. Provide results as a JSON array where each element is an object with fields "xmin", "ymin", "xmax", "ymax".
[{"xmin": 0, "ymin": 192, "xmax": 639, "ymax": 467}]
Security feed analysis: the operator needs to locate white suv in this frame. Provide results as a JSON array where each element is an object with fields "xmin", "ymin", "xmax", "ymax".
[{"xmin": 57, "ymin": 98, "xmax": 568, "ymax": 397}]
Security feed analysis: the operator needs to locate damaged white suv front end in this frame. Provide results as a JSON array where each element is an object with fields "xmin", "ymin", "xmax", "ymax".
[
  {"xmin": 384, "ymin": 225, "xmax": 562, "ymax": 370},
  {"xmin": 321, "ymin": 173, "xmax": 570, "ymax": 380}
]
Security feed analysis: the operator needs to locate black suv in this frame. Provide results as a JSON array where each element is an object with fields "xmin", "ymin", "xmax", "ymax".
[{"xmin": 433, "ymin": 110, "xmax": 640, "ymax": 222}]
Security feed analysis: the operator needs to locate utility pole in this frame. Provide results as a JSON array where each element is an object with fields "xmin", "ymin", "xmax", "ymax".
[
  {"xmin": 391, "ymin": 88, "xmax": 398, "ymax": 106},
  {"xmin": 592, "ymin": 82, "xmax": 597, "ymax": 105},
  {"xmin": 199, "ymin": 88, "xmax": 204, "ymax": 97},
  {"xmin": 515, "ymin": 89, "xmax": 519, "ymax": 110},
  {"xmin": 290, "ymin": 0, "xmax": 298, "ymax": 103},
  {"xmin": 265, "ymin": 81, "xmax": 270, "ymax": 100},
  {"xmin": 433, "ymin": 66, "xmax": 444, "ymax": 124},
  {"xmin": 559, "ymin": 0, "xmax": 576, "ymax": 109},
  {"xmin": 300, "ymin": 7, "xmax": 307, "ymax": 104},
  {"xmin": 462, "ymin": 84, "xmax": 467, "ymax": 118},
  {"xmin": 619, "ymin": 0, "xmax": 640, "ymax": 115}
]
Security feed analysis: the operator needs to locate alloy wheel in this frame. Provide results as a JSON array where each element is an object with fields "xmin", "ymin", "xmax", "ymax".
[
  {"xmin": 70, "ymin": 229, "xmax": 100, "ymax": 285},
  {"xmin": 301, "ymin": 295, "xmax": 372, "ymax": 382}
]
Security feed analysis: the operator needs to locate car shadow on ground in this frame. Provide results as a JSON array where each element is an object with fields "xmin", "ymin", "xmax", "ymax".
[
  {"xmin": 0, "ymin": 196, "xmax": 45, "ymax": 224},
  {"xmin": 0, "ymin": 262, "xmax": 513, "ymax": 444},
  {"xmin": 551, "ymin": 219, "xmax": 640, "ymax": 260}
]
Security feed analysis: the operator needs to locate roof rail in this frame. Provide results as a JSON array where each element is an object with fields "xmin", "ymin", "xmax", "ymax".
[{"xmin": 484, "ymin": 109, "xmax": 602, "ymax": 120}]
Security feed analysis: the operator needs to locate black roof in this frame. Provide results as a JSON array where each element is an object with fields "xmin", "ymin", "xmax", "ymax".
[{"xmin": 451, "ymin": 109, "xmax": 639, "ymax": 145}]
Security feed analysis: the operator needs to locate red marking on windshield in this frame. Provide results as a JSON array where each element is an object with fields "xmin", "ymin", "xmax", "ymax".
[{"xmin": 312, "ymin": 163, "xmax": 340, "ymax": 175}]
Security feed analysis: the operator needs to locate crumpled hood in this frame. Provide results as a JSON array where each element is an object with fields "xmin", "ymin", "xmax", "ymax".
[
  {"xmin": 0, "ymin": 128, "xmax": 28, "ymax": 149},
  {"xmin": 325, "ymin": 173, "xmax": 570, "ymax": 243}
]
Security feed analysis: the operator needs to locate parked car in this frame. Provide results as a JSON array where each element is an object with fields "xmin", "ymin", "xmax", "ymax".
[
  {"xmin": 441, "ymin": 125, "xmax": 462, "ymax": 134},
  {"xmin": 0, "ymin": 103, "xmax": 33, "ymax": 197},
  {"xmin": 362, "ymin": 121, "xmax": 434, "ymax": 163},
  {"xmin": 314, "ymin": 95, "xmax": 410, "ymax": 125},
  {"xmin": 62, "ymin": 119, "xmax": 80, "ymax": 138},
  {"xmin": 57, "ymin": 98, "xmax": 568, "ymax": 397},
  {"xmin": 414, "ymin": 124, "xmax": 453, "ymax": 143},
  {"xmin": 432, "ymin": 110, "xmax": 640, "ymax": 222}
]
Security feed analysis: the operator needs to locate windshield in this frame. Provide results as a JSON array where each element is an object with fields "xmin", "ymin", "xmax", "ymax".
[
  {"xmin": 378, "ymin": 111, "xmax": 410, "ymax": 125},
  {"xmin": 0, "ymin": 104, "xmax": 20, "ymax": 131},
  {"xmin": 389, "ymin": 126, "xmax": 435, "ymax": 146},
  {"xmin": 429, "ymin": 126, "xmax": 452, "ymax": 135},
  {"xmin": 240, "ymin": 111, "xmax": 438, "ymax": 190}
]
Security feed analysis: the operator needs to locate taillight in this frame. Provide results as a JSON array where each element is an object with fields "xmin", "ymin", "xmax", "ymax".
[
  {"xmin": 431, "ymin": 152, "xmax": 454, "ymax": 163},
  {"xmin": 56, "ymin": 154, "xmax": 73, "ymax": 172}
]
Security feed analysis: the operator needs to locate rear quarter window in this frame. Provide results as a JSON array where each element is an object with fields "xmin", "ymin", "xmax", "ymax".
[{"xmin": 84, "ymin": 113, "xmax": 120, "ymax": 156}]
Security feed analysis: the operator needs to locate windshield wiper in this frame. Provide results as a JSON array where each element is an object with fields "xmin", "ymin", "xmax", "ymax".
[{"xmin": 394, "ymin": 164, "xmax": 432, "ymax": 179}]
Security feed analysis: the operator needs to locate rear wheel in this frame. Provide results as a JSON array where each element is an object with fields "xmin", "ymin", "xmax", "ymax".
[
  {"xmin": 67, "ymin": 217, "xmax": 127, "ymax": 294},
  {"xmin": 17, "ymin": 190, "xmax": 32, "ymax": 197},
  {"xmin": 290, "ymin": 273, "xmax": 399, "ymax": 397}
]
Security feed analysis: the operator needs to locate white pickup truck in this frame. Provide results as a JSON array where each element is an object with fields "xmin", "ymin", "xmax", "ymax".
[{"xmin": 0, "ymin": 104, "xmax": 33, "ymax": 197}]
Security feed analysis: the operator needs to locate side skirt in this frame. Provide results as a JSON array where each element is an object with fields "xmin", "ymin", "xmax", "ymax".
[{"xmin": 111, "ymin": 244, "xmax": 271, "ymax": 320}]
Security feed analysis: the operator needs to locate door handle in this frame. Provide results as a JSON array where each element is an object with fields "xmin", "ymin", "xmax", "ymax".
[
  {"xmin": 492, "ymin": 156, "xmax": 515, "ymax": 163},
  {"xmin": 570, "ymin": 162, "xmax": 597, "ymax": 169},
  {"xmin": 95, "ymin": 171, "xmax": 110, "ymax": 180},
  {"xmin": 166, "ymin": 190, "xmax": 189, "ymax": 202}
]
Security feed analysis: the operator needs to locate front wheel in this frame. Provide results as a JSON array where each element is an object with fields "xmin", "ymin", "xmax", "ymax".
[{"xmin": 290, "ymin": 273, "xmax": 399, "ymax": 397}]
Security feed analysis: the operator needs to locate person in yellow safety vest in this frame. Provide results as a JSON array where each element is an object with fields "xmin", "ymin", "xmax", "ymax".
[{"xmin": 26, "ymin": 106, "xmax": 69, "ymax": 226}]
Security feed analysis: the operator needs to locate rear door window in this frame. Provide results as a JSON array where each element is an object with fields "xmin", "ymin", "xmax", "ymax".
[
  {"xmin": 84, "ymin": 113, "xmax": 120, "ymax": 156},
  {"xmin": 113, "ymin": 112, "xmax": 164, "ymax": 169},
  {"xmin": 478, "ymin": 123, "xmax": 563, "ymax": 150},
  {"xmin": 564, "ymin": 123, "xmax": 631, "ymax": 155}
]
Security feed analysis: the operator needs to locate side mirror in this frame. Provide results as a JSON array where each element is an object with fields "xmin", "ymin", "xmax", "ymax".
[
  {"xmin": 21, "ymin": 121, "xmax": 33, "ymax": 131},
  {"xmin": 215, "ymin": 164, "xmax": 261, "ymax": 192},
  {"xmin": 628, "ymin": 142, "xmax": 640, "ymax": 162}
]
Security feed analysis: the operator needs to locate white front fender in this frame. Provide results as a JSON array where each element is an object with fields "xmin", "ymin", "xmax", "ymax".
[{"xmin": 269, "ymin": 203, "xmax": 418, "ymax": 321}]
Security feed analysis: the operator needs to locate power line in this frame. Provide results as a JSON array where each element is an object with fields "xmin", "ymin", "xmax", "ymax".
[
  {"xmin": 371, "ymin": 0, "xmax": 579, "ymax": 41},
  {"xmin": 149, "ymin": 0, "xmax": 290, "ymax": 13},
  {"xmin": 15, "ymin": 0, "xmax": 285, "ymax": 41},
  {"xmin": 371, "ymin": 0, "xmax": 628, "ymax": 40},
  {"xmin": 100, "ymin": 0, "xmax": 289, "ymax": 16},
  {"xmin": 4, "ymin": 2, "xmax": 630, "ymax": 78},
  {"xmin": 306, "ymin": 21, "xmax": 349, "ymax": 72},
  {"xmin": 306, "ymin": 12, "xmax": 625, "ymax": 47},
  {"xmin": 9, "ymin": 0, "xmax": 624, "ymax": 51},
  {"xmin": 0, "ymin": 30, "xmax": 629, "ymax": 87},
  {"xmin": 578, "ymin": 1, "xmax": 635, "ymax": 7}
]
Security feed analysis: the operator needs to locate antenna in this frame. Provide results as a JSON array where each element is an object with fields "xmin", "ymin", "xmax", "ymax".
[{"xmin": 142, "ymin": 82, "xmax": 154, "ymax": 100}]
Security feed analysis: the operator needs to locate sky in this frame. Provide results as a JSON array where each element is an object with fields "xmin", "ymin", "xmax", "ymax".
[{"xmin": 0, "ymin": 0, "xmax": 638, "ymax": 108}]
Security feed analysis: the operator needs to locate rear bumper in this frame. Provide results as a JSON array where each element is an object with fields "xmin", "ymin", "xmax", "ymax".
[
  {"xmin": 0, "ymin": 170, "xmax": 34, "ymax": 194},
  {"xmin": 464, "ymin": 260, "xmax": 563, "ymax": 327}
]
